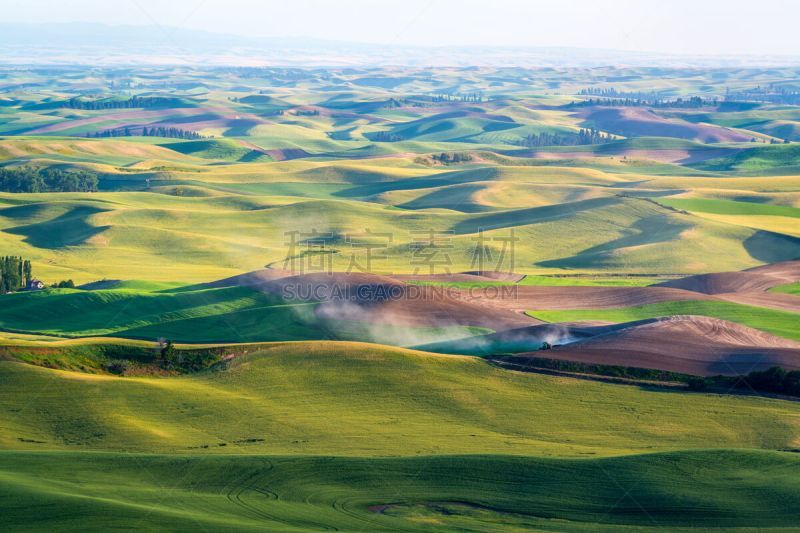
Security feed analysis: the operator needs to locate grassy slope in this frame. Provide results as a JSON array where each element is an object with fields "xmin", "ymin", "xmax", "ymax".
[
  {"xmin": 771, "ymin": 282, "xmax": 800, "ymax": 295},
  {"xmin": 659, "ymin": 197, "xmax": 800, "ymax": 218},
  {"xmin": 0, "ymin": 286, "xmax": 482, "ymax": 346},
  {"xmin": 519, "ymin": 275, "xmax": 664, "ymax": 286},
  {"xmin": 2, "ymin": 450, "xmax": 800, "ymax": 532},
  {"xmin": 3, "ymin": 72, "xmax": 800, "ymax": 530},
  {"xmin": 4, "ymin": 189, "xmax": 798, "ymax": 283},
  {"xmin": 161, "ymin": 139, "xmax": 272, "ymax": 162},
  {"xmin": 528, "ymin": 300, "xmax": 800, "ymax": 341},
  {"xmin": 1, "ymin": 343, "xmax": 799, "ymax": 530},
  {"xmin": 657, "ymin": 197, "xmax": 800, "ymax": 237},
  {"xmin": 3, "ymin": 134, "xmax": 800, "ymax": 282},
  {"xmin": 0, "ymin": 285, "xmax": 320, "ymax": 341},
  {"xmin": 2, "ymin": 343, "xmax": 798, "ymax": 456},
  {"xmin": 691, "ymin": 143, "xmax": 800, "ymax": 172}
]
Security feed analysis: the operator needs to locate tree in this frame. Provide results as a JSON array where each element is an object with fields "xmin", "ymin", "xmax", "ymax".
[
  {"xmin": 0, "ymin": 167, "xmax": 98, "ymax": 193},
  {"xmin": 160, "ymin": 340, "xmax": 177, "ymax": 369},
  {"xmin": 432, "ymin": 152, "xmax": 473, "ymax": 165},
  {"xmin": 750, "ymin": 366, "xmax": 787, "ymax": 392},
  {"xmin": 106, "ymin": 359, "xmax": 129, "ymax": 375},
  {"xmin": 87, "ymin": 126, "xmax": 203, "ymax": 140},
  {"xmin": 519, "ymin": 128, "xmax": 613, "ymax": 148},
  {"xmin": 686, "ymin": 377, "xmax": 708, "ymax": 391},
  {"xmin": 0, "ymin": 256, "xmax": 32, "ymax": 294}
]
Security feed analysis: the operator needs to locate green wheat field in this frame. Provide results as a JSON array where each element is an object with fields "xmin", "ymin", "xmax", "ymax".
[{"xmin": 1, "ymin": 52, "xmax": 800, "ymax": 531}]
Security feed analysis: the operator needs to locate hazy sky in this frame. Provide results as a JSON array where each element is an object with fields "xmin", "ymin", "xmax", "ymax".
[{"xmin": 3, "ymin": 0, "xmax": 799, "ymax": 56}]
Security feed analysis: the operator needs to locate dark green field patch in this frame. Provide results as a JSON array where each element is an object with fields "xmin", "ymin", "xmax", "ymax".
[
  {"xmin": 658, "ymin": 197, "xmax": 800, "ymax": 218},
  {"xmin": 528, "ymin": 300, "xmax": 800, "ymax": 341},
  {"xmin": 1, "ymin": 450, "xmax": 799, "ymax": 532}
]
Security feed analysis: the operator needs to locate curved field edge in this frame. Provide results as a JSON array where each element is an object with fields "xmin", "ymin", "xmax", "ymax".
[
  {"xmin": 526, "ymin": 300, "xmax": 800, "ymax": 341},
  {"xmin": 3, "ymin": 187, "xmax": 800, "ymax": 284},
  {"xmin": 0, "ymin": 285, "xmax": 486, "ymax": 345},
  {"xmin": 1, "ymin": 450, "xmax": 799, "ymax": 532},
  {"xmin": 770, "ymin": 282, "xmax": 800, "ymax": 295}
]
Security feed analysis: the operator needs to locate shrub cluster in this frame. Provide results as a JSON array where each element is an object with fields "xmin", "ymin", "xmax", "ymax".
[
  {"xmin": 518, "ymin": 128, "xmax": 613, "ymax": 147},
  {"xmin": 431, "ymin": 152, "xmax": 473, "ymax": 164},
  {"xmin": 0, "ymin": 167, "xmax": 98, "ymax": 193},
  {"xmin": 158, "ymin": 341, "xmax": 221, "ymax": 372}
]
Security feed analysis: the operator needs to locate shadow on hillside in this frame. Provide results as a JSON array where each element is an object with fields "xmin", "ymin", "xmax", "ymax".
[
  {"xmin": 452, "ymin": 196, "xmax": 618, "ymax": 235},
  {"xmin": 334, "ymin": 167, "xmax": 499, "ymax": 199},
  {"xmin": 743, "ymin": 231, "xmax": 800, "ymax": 264},
  {"xmin": 536, "ymin": 214, "xmax": 689, "ymax": 269},
  {"xmin": 5, "ymin": 205, "xmax": 109, "ymax": 249}
]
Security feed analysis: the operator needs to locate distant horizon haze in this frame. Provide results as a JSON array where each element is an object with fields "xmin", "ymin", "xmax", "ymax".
[{"xmin": 2, "ymin": 0, "xmax": 800, "ymax": 57}]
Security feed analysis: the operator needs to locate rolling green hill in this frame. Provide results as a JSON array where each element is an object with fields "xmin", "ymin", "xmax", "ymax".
[
  {"xmin": 3, "ymin": 450, "xmax": 799, "ymax": 532},
  {"xmin": 0, "ymin": 285, "xmax": 484, "ymax": 346},
  {"xmin": 367, "ymin": 112, "xmax": 526, "ymax": 143},
  {"xmin": 0, "ymin": 285, "xmax": 320, "ymax": 341},
  {"xmin": 3, "ymin": 189, "xmax": 798, "ymax": 283},
  {"xmin": 2, "ymin": 343, "xmax": 798, "ymax": 456},
  {"xmin": 3, "ymin": 65, "xmax": 800, "ymax": 531},
  {"xmin": 161, "ymin": 139, "xmax": 272, "ymax": 162},
  {"xmin": 691, "ymin": 143, "xmax": 800, "ymax": 172},
  {"xmin": 1, "ymin": 343, "xmax": 800, "ymax": 530},
  {"xmin": 658, "ymin": 197, "xmax": 800, "ymax": 219}
]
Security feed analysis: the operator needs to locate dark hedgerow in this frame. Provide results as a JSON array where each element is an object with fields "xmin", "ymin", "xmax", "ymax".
[
  {"xmin": 492, "ymin": 356, "xmax": 800, "ymax": 398},
  {"xmin": 0, "ymin": 167, "xmax": 98, "ymax": 193}
]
